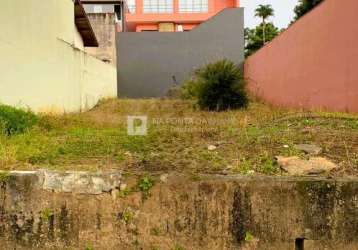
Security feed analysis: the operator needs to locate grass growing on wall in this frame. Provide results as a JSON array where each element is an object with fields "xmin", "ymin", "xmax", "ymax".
[{"xmin": 0, "ymin": 99, "xmax": 357, "ymax": 175}]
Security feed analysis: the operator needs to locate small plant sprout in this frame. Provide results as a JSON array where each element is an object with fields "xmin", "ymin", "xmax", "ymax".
[
  {"xmin": 118, "ymin": 187, "xmax": 131, "ymax": 198},
  {"xmin": 41, "ymin": 208, "xmax": 54, "ymax": 221},
  {"xmin": 172, "ymin": 244, "xmax": 185, "ymax": 250},
  {"xmin": 138, "ymin": 176, "xmax": 155, "ymax": 196},
  {"xmin": 150, "ymin": 227, "xmax": 161, "ymax": 236},
  {"xmin": 122, "ymin": 209, "xmax": 134, "ymax": 224},
  {"xmin": 245, "ymin": 231, "xmax": 254, "ymax": 242},
  {"xmin": 85, "ymin": 244, "xmax": 94, "ymax": 250}
]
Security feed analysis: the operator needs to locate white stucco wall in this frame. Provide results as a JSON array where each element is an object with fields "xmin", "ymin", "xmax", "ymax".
[
  {"xmin": 0, "ymin": 0, "xmax": 117, "ymax": 113},
  {"xmin": 74, "ymin": 27, "xmax": 85, "ymax": 50}
]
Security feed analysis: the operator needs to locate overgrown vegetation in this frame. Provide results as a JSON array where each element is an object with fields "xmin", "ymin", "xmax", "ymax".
[
  {"xmin": 0, "ymin": 104, "xmax": 38, "ymax": 135},
  {"xmin": 0, "ymin": 99, "xmax": 356, "ymax": 176},
  {"xmin": 181, "ymin": 60, "xmax": 248, "ymax": 111}
]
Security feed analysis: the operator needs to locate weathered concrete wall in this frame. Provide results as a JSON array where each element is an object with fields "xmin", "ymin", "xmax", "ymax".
[
  {"xmin": 85, "ymin": 13, "xmax": 118, "ymax": 65},
  {"xmin": 0, "ymin": 0, "xmax": 117, "ymax": 113},
  {"xmin": 0, "ymin": 170, "xmax": 357, "ymax": 250},
  {"xmin": 117, "ymin": 8, "xmax": 245, "ymax": 98},
  {"xmin": 244, "ymin": 0, "xmax": 358, "ymax": 113}
]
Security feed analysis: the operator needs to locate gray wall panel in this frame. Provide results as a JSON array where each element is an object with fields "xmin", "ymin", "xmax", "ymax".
[{"xmin": 117, "ymin": 8, "xmax": 244, "ymax": 98}]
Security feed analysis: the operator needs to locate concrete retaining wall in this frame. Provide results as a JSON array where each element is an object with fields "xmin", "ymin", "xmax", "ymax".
[
  {"xmin": 0, "ymin": 170, "xmax": 357, "ymax": 250},
  {"xmin": 116, "ymin": 8, "xmax": 244, "ymax": 98},
  {"xmin": 245, "ymin": 0, "xmax": 358, "ymax": 113}
]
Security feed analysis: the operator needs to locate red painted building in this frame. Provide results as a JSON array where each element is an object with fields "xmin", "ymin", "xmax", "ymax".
[{"xmin": 125, "ymin": 0, "xmax": 240, "ymax": 32}]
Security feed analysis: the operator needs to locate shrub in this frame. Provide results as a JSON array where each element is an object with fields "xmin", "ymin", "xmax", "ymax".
[
  {"xmin": 182, "ymin": 60, "xmax": 248, "ymax": 111},
  {"xmin": 0, "ymin": 104, "xmax": 38, "ymax": 135},
  {"xmin": 180, "ymin": 78, "xmax": 200, "ymax": 100}
]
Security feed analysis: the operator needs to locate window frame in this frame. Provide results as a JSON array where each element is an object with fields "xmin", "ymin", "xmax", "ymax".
[
  {"xmin": 178, "ymin": 0, "xmax": 209, "ymax": 13},
  {"xmin": 143, "ymin": 0, "xmax": 174, "ymax": 13}
]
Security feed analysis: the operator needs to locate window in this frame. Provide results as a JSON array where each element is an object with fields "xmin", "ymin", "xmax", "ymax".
[
  {"xmin": 127, "ymin": 0, "xmax": 136, "ymax": 13},
  {"xmin": 179, "ymin": 0, "xmax": 208, "ymax": 13},
  {"xmin": 143, "ymin": 0, "xmax": 173, "ymax": 13}
]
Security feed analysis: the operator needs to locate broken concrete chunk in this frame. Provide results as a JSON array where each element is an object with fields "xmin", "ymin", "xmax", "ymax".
[
  {"xmin": 41, "ymin": 170, "xmax": 121, "ymax": 194},
  {"xmin": 276, "ymin": 156, "xmax": 338, "ymax": 176},
  {"xmin": 294, "ymin": 144, "xmax": 322, "ymax": 155},
  {"xmin": 91, "ymin": 177, "xmax": 112, "ymax": 193},
  {"xmin": 207, "ymin": 145, "xmax": 217, "ymax": 151}
]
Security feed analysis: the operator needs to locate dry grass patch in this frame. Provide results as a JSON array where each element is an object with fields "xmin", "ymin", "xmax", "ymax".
[{"xmin": 0, "ymin": 99, "xmax": 357, "ymax": 176}]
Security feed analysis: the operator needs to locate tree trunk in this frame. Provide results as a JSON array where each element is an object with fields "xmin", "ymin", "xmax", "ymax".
[{"xmin": 262, "ymin": 18, "xmax": 266, "ymax": 44}]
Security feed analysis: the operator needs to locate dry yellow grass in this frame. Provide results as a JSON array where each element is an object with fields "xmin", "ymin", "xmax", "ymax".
[{"xmin": 0, "ymin": 98, "xmax": 357, "ymax": 176}]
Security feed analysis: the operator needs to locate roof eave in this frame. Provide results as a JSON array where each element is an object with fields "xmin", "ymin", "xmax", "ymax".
[{"xmin": 74, "ymin": 0, "xmax": 99, "ymax": 47}]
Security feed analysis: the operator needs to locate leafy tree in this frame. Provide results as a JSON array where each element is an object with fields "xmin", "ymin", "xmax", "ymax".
[
  {"xmin": 245, "ymin": 23, "xmax": 279, "ymax": 57},
  {"xmin": 254, "ymin": 4, "xmax": 274, "ymax": 44},
  {"xmin": 293, "ymin": 0, "xmax": 324, "ymax": 21}
]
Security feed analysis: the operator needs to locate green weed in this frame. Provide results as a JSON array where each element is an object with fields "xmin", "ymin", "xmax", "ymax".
[
  {"xmin": 41, "ymin": 208, "xmax": 54, "ymax": 221},
  {"xmin": 0, "ymin": 171, "xmax": 10, "ymax": 183},
  {"xmin": 245, "ymin": 231, "xmax": 254, "ymax": 242}
]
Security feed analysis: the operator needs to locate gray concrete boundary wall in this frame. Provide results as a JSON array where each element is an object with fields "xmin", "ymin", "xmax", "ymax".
[
  {"xmin": 0, "ymin": 171, "xmax": 357, "ymax": 249},
  {"xmin": 116, "ymin": 8, "xmax": 244, "ymax": 98}
]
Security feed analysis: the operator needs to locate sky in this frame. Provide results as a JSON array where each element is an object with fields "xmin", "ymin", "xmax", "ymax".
[{"xmin": 240, "ymin": 0, "xmax": 299, "ymax": 29}]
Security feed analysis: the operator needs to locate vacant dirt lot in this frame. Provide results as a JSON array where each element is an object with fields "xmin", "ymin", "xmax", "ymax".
[{"xmin": 0, "ymin": 99, "xmax": 357, "ymax": 176}]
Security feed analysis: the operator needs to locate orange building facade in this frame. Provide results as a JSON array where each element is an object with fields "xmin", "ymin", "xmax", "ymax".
[{"xmin": 125, "ymin": 0, "xmax": 240, "ymax": 32}]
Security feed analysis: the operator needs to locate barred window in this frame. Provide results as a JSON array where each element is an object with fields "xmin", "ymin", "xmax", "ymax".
[
  {"xmin": 179, "ymin": 0, "xmax": 208, "ymax": 13},
  {"xmin": 143, "ymin": 0, "xmax": 173, "ymax": 13}
]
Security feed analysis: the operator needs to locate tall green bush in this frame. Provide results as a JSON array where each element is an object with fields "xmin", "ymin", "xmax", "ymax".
[
  {"xmin": 0, "ymin": 104, "xmax": 38, "ymax": 135},
  {"xmin": 182, "ymin": 60, "xmax": 248, "ymax": 111}
]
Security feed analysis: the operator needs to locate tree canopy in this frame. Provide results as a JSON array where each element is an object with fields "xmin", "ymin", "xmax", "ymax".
[
  {"xmin": 245, "ymin": 23, "xmax": 279, "ymax": 57},
  {"xmin": 255, "ymin": 4, "xmax": 274, "ymax": 23},
  {"xmin": 253, "ymin": 4, "xmax": 275, "ymax": 45},
  {"xmin": 293, "ymin": 0, "xmax": 324, "ymax": 21}
]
